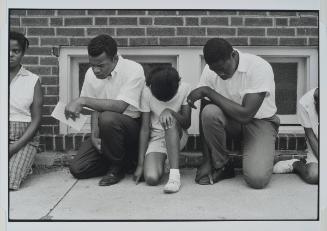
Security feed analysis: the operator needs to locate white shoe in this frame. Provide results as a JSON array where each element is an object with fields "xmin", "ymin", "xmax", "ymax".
[
  {"xmin": 164, "ymin": 178, "xmax": 181, "ymax": 193},
  {"xmin": 273, "ymin": 159, "xmax": 297, "ymax": 174}
]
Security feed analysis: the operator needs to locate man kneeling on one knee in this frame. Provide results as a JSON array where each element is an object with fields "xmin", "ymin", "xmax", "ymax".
[
  {"xmin": 187, "ymin": 38, "xmax": 280, "ymax": 189},
  {"xmin": 65, "ymin": 34, "xmax": 145, "ymax": 186}
]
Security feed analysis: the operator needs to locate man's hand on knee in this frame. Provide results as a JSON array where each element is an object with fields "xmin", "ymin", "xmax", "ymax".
[
  {"xmin": 159, "ymin": 108, "xmax": 174, "ymax": 130},
  {"xmin": 187, "ymin": 86, "xmax": 211, "ymax": 109}
]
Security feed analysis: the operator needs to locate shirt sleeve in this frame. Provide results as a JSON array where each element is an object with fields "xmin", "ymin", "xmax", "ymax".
[
  {"xmin": 116, "ymin": 66, "xmax": 145, "ymax": 110},
  {"xmin": 182, "ymin": 83, "xmax": 192, "ymax": 105},
  {"xmin": 297, "ymin": 100, "xmax": 312, "ymax": 128},
  {"xmin": 140, "ymin": 86, "xmax": 151, "ymax": 112},
  {"xmin": 197, "ymin": 65, "xmax": 212, "ymax": 88},
  {"xmin": 30, "ymin": 72, "xmax": 40, "ymax": 88},
  {"xmin": 241, "ymin": 61, "xmax": 274, "ymax": 97},
  {"xmin": 80, "ymin": 68, "xmax": 95, "ymax": 98}
]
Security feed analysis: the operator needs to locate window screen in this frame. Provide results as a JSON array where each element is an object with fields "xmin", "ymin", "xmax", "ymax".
[{"xmin": 271, "ymin": 62, "xmax": 298, "ymax": 115}]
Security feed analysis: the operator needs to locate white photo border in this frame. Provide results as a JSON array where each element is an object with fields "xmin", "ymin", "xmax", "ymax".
[{"xmin": 1, "ymin": 0, "xmax": 326, "ymax": 230}]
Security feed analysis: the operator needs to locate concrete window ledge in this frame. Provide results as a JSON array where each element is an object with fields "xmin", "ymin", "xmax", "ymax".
[{"xmin": 38, "ymin": 132, "xmax": 307, "ymax": 152}]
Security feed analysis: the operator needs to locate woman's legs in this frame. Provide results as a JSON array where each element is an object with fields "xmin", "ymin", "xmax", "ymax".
[{"xmin": 9, "ymin": 143, "xmax": 37, "ymax": 190}]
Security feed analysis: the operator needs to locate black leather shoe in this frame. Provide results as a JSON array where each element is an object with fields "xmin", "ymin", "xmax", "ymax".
[
  {"xmin": 212, "ymin": 160, "xmax": 235, "ymax": 183},
  {"xmin": 195, "ymin": 160, "xmax": 235, "ymax": 185},
  {"xmin": 99, "ymin": 166, "xmax": 125, "ymax": 186}
]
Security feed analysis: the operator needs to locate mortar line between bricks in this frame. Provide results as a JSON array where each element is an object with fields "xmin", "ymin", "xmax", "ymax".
[{"xmin": 40, "ymin": 179, "xmax": 79, "ymax": 220}]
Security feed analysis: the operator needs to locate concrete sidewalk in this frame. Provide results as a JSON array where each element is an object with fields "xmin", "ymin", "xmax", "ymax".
[{"xmin": 9, "ymin": 167, "xmax": 318, "ymax": 220}]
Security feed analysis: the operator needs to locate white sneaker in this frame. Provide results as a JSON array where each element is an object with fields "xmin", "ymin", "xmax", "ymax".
[
  {"xmin": 273, "ymin": 159, "xmax": 297, "ymax": 174},
  {"xmin": 164, "ymin": 178, "xmax": 181, "ymax": 193}
]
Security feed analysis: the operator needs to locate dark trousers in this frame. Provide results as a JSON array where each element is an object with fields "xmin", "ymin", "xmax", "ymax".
[{"xmin": 69, "ymin": 111, "xmax": 140, "ymax": 179}]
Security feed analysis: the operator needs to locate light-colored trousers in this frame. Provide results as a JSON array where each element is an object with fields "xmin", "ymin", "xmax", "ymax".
[{"xmin": 201, "ymin": 104, "xmax": 280, "ymax": 189}]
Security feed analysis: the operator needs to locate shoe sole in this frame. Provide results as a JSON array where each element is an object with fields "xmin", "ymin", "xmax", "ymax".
[
  {"xmin": 212, "ymin": 170, "xmax": 235, "ymax": 183},
  {"xmin": 163, "ymin": 188, "xmax": 180, "ymax": 194},
  {"xmin": 98, "ymin": 175, "xmax": 125, "ymax": 186},
  {"xmin": 195, "ymin": 175, "xmax": 211, "ymax": 185},
  {"xmin": 98, "ymin": 180, "xmax": 121, "ymax": 186}
]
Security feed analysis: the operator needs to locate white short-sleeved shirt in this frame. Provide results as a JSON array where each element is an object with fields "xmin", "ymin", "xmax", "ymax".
[
  {"xmin": 141, "ymin": 82, "xmax": 191, "ymax": 131},
  {"xmin": 198, "ymin": 50, "xmax": 277, "ymax": 119},
  {"xmin": 10, "ymin": 67, "xmax": 39, "ymax": 122},
  {"xmin": 298, "ymin": 88, "xmax": 318, "ymax": 138},
  {"xmin": 298, "ymin": 88, "xmax": 318, "ymax": 163},
  {"xmin": 80, "ymin": 56, "xmax": 145, "ymax": 118}
]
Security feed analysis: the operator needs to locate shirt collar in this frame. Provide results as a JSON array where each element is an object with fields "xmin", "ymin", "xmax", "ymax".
[
  {"xmin": 16, "ymin": 66, "xmax": 30, "ymax": 77},
  {"xmin": 234, "ymin": 49, "xmax": 247, "ymax": 73},
  {"xmin": 110, "ymin": 55, "xmax": 123, "ymax": 77}
]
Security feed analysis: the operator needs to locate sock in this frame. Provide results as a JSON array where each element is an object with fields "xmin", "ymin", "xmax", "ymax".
[
  {"xmin": 164, "ymin": 169, "xmax": 181, "ymax": 193},
  {"xmin": 169, "ymin": 169, "xmax": 180, "ymax": 180}
]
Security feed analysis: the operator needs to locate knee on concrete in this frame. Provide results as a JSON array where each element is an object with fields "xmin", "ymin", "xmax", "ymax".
[
  {"xmin": 201, "ymin": 104, "xmax": 225, "ymax": 126},
  {"xmin": 304, "ymin": 163, "xmax": 318, "ymax": 184},
  {"xmin": 69, "ymin": 163, "xmax": 85, "ymax": 179},
  {"xmin": 244, "ymin": 174, "xmax": 271, "ymax": 189},
  {"xmin": 144, "ymin": 173, "xmax": 161, "ymax": 186}
]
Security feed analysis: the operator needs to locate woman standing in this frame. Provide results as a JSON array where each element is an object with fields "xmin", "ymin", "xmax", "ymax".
[{"xmin": 9, "ymin": 31, "xmax": 43, "ymax": 190}]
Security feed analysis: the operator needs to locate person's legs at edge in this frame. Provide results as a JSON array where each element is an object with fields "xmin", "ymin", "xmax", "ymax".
[
  {"xmin": 69, "ymin": 138, "xmax": 110, "ymax": 179},
  {"xmin": 143, "ymin": 152, "xmax": 166, "ymax": 186},
  {"xmin": 242, "ymin": 116, "xmax": 279, "ymax": 189},
  {"xmin": 9, "ymin": 143, "xmax": 37, "ymax": 190},
  {"xmin": 164, "ymin": 117, "xmax": 183, "ymax": 193},
  {"xmin": 98, "ymin": 111, "xmax": 140, "ymax": 185},
  {"xmin": 9, "ymin": 122, "xmax": 39, "ymax": 190},
  {"xmin": 274, "ymin": 154, "xmax": 318, "ymax": 185},
  {"xmin": 293, "ymin": 161, "xmax": 318, "ymax": 184}
]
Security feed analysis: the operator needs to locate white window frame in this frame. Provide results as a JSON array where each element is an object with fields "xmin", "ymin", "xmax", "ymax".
[
  {"xmin": 247, "ymin": 47, "xmax": 318, "ymax": 131},
  {"xmin": 59, "ymin": 46, "xmax": 318, "ymax": 134},
  {"xmin": 263, "ymin": 57, "xmax": 306, "ymax": 125}
]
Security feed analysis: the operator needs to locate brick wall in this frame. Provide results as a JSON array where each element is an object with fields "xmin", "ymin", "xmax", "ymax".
[{"xmin": 9, "ymin": 9, "xmax": 318, "ymax": 151}]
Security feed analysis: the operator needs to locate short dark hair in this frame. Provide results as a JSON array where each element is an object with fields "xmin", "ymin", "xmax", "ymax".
[
  {"xmin": 9, "ymin": 31, "xmax": 29, "ymax": 53},
  {"xmin": 203, "ymin": 38, "xmax": 233, "ymax": 65},
  {"xmin": 87, "ymin": 34, "xmax": 117, "ymax": 58},
  {"xmin": 147, "ymin": 67, "xmax": 181, "ymax": 102}
]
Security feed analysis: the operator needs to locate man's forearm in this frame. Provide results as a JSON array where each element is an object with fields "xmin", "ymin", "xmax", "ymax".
[
  {"xmin": 10, "ymin": 118, "xmax": 40, "ymax": 155},
  {"xmin": 170, "ymin": 110, "xmax": 191, "ymax": 130},
  {"xmin": 310, "ymin": 137, "xmax": 319, "ymax": 159},
  {"xmin": 206, "ymin": 88, "xmax": 256, "ymax": 124},
  {"xmin": 305, "ymin": 128, "xmax": 319, "ymax": 159},
  {"xmin": 80, "ymin": 97, "xmax": 128, "ymax": 113},
  {"xmin": 91, "ymin": 111, "xmax": 99, "ymax": 138},
  {"xmin": 137, "ymin": 129, "xmax": 150, "ymax": 166}
]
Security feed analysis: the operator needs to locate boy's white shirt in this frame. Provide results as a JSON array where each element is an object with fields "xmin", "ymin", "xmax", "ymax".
[
  {"xmin": 198, "ymin": 50, "xmax": 277, "ymax": 119},
  {"xmin": 140, "ymin": 81, "xmax": 191, "ymax": 131},
  {"xmin": 297, "ymin": 87, "xmax": 319, "ymax": 163},
  {"xmin": 298, "ymin": 87, "xmax": 318, "ymax": 138}
]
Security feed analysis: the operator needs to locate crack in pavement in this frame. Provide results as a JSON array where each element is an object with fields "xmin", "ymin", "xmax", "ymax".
[{"xmin": 39, "ymin": 179, "xmax": 79, "ymax": 220}]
